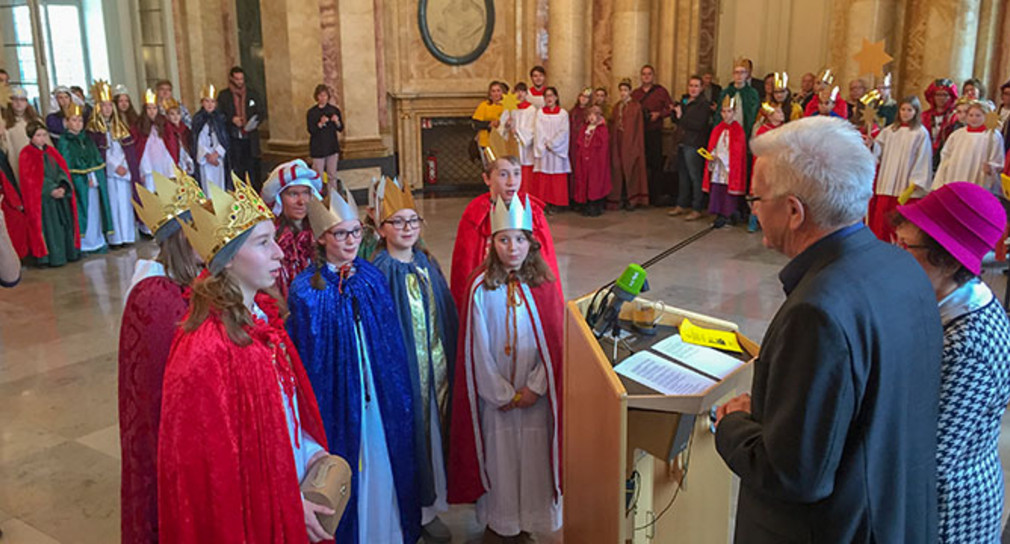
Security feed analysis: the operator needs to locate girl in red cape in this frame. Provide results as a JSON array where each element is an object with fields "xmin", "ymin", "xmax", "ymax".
[
  {"xmin": 922, "ymin": 78, "xmax": 959, "ymax": 168},
  {"xmin": 158, "ymin": 186, "xmax": 333, "ymax": 543},
  {"xmin": 19, "ymin": 121, "xmax": 80, "ymax": 266},
  {"xmin": 118, "ymin": 172, "xmax": 204, "ymax": 544},
  {"xmin": 448, "ymin": 193, "xmax": 564, "ymax": 543},
  {"xmin": 703, "ymin": 97, "xmax": 747, "ymax": 228},
  {"xmin": 572, "ymin": 105, "xmax": 611, "ymax": 216}
]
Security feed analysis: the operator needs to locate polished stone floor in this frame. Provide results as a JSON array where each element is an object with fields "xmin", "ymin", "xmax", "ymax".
[{"xmin": 0, "ymin": 196, "xmax": 1008, "ymax": 543}]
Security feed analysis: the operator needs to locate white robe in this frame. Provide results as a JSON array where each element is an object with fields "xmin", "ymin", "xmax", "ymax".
[
  {"xmin": 105, "ymin": 132, "xmax": 136, "ymax": 245},
  {"xmin": 527, "ymin": 89, "xmax": 546, "ymax": 110},
  {"xmin": 468, "ymin": 279, "xmax": 562, "ymax": 536},
  {"xmin": 710, "ymin": 130, "xmax": 731, "ymax": 185},
  {"xmin": 140, "ymin": 127, "xmax": 176, "ymax": 192},
  {"xmin": 872, "ymin": 125, "xmax": 933, "ymax": 197},
  {"xmin": 80, "ymin": 173, "xmax": 106, "ymax": 252},
  {"xmin": 933, "ymin": 128, "xmax": 1005, "ymax": 194},
  {"xmin": 499, "ymin": 105, "xmax": 537, "ymax": 166},
  {"xmin": 197, "ymin": 124, "xmax": 227, "ymax": 196},
  {"xmin": 533, "ymin": 109, "xmax": 571, "ymax": 175}
]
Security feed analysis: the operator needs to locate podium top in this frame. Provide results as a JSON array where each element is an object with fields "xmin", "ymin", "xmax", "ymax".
[{"xmin": 568, "ymin": 294, "xmax": 759, "ymax": 415}]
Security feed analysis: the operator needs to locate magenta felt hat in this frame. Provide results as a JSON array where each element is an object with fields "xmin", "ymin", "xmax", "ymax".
[{"xmin": 897, "ymin": 182, "xmax": 1007, "ymax": 275}]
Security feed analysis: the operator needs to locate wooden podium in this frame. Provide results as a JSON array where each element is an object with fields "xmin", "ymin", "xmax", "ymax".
[{"xmin": 563, "ymin": 295, "xmax": 759, "ymax": 544}]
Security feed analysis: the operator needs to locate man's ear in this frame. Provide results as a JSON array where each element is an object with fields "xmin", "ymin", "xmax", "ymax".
[{"xmin": 786, "ymin": 194, "xmax": 806, "ymax": 230}]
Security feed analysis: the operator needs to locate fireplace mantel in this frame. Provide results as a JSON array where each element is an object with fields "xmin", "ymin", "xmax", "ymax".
[{"xmin": 391, "ymin": 92, "xmax": 486, "ymax": 189}]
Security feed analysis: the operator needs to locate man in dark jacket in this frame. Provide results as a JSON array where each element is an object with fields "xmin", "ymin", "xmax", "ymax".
[
  {"xmin": 217, "ymin": 66, "xmax": 266, "ymax": 190},
  {"xmin": 669, "ymin": 75, "xmax": 711, "ymax": 220},
  {"xmin": 716, "ymin": 116, "xmax": 942, "ymax": 544}
]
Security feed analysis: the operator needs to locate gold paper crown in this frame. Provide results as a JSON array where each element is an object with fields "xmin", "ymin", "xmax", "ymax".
[
  {"xmin": 760, "ymin": 101, "xmax": 779, "ymax": 117},
  {"xmin": 721, "ymin": 94, "xmax": 737, "ymax": 109},
  {"xmin": 180, "ymin": 173, "xmax": 275, "ymax": 265},
  {"xmin": 490, "ymin": 193, "xmax": 534, "ymax": 234},
  {"xmin": 821, "ymin": 86, "xmax": 840, "ymax": 102},
  {"xmin": 619, "ymin": 78, "xmax": 633, "ymax": 89},
  {"xmin": 143, "ymin": 88, "xmax": 157, "ymax": 106},
  {"xmin": 581, "ymin": 87, "xmax": 593, "ymax": 97},
  {"xmin": 133, "ymin": 168, "xmax": 208, "ymax": 235},
  {"xmin": 200, "ymin": 84, "xmax": 216, "ymax": 101},
  {"xmin": 773, "ymin": 72, "xmax": 789, "ymax": 90},
  {"xmin": 733, "ymin": 57, "xmax": 752, "ymax": 71},
  {"xmin": 307, "ymin": 187, "xmax": 359, "ymax": 240},
  {"xmin": 67, "ymin": 103, "xmax": 85, "ymax": 118},
  {"xmin": 859, "ymin": 89, "xmax": 883, "ymax": 108},
  {"xmin": 374, "ymin": 176, "xmax": 417, "ymax": 224},
  {"xmin": 161, "ymin": 97, "xmax": 180, "ymax": 111},
  {"xmin": 818, "ymin": 68, "xmax": 835, "ymax": 85},
  {"xmin": 91, "ymin": 80, "xmax": 112, "ymax": 104}
]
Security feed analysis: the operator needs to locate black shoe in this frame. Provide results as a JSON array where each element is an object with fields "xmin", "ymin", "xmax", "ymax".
[{"xmin": 713, "ymin": 215, "xmax": 728, "ymax": 229}]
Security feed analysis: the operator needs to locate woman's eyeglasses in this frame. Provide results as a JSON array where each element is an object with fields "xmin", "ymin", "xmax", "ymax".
[{"xmin": 382, "ymin": 217, "xmax": 424, "ymax": 231}]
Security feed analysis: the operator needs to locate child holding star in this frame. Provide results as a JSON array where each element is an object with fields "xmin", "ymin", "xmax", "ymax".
[{"xmin": 703, "ymin": 96, "xmax": 747, "ymax": 228}]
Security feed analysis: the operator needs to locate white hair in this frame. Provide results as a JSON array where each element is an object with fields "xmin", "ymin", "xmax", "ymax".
[{"xmin": 750, "ymin": 117, "xmax": 873, "ymax": 229}]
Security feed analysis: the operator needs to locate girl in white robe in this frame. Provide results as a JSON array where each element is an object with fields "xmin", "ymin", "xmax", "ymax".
[
  {"xmin": 533, "ymin": 87, "xmax": 571, "ymax": 208},
  {"xmin": 104, "ymin": 127, "xmax": 136, "ymax": 246},
  {"xmin": 868, "ymin": 96, "xmax": 933, "ymax": 242},
  {"xmin": 197, "ymin": 122, "xmax": 227, "ymax": 195},
  {"xmin": 934, "ymin": 102, "xmax": 1005, "ymax": 194}
]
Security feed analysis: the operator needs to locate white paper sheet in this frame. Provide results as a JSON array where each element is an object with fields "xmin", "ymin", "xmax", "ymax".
[
  {"xmin": 614, "ymin": 351, "xmax": 717, "ymax": 396},
  {"xmin": 652, "ymin": 334, "xmax": 745, "ymax": 380}
]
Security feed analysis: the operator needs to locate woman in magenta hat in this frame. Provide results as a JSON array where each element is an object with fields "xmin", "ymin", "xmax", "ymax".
[{"xmin": 892, "ymin": 181, "xmax": 1010, "ymax": 543}]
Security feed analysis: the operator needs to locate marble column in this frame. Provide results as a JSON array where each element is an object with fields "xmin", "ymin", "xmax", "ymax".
[
  {"xmin": 170, "ymin": 0, "xmax": 238, "ymax": 106},
  {"xmin": 611, "ymin": 0, "xmax": 650, "ymax": 93},
  {"xmin": 900, "ymin": 0, "xmax": 982, "ymax": 98},
  {"xmin": 336, "ymin": 0, "xmax": 385, "ymax": 157},
  {"xmin": 973, "ymin": 0, "xmax": 1003, "ymax": 95},
  {"xmin": 260, "ymin": 0, "xmax": 324, "ymax": 150},
  {"xmin": 590, "ymin": 0, "xmax": 614, "ymax": 88},
  {"xmin": 548, "ymin": 0, "xmax": 589, "ymax": 105}
]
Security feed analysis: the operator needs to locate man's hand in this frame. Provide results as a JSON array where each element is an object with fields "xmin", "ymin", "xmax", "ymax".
[
  {"xmin": 514, "ymin": 386, "xmax": 540, "ymax": 409},
  {"xmin": 672, "ymin": 103, "xmax": 682, "ymax": 119},
  {"xmin": 715, "ymin": 393, "xmax": 751, "ymax": 427},
  {"xmin": 302, "ymin": 497, "xmax": 335, "ymax": 542}
]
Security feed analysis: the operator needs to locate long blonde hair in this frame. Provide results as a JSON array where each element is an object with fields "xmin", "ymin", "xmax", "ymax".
[
  {"xmin": 183, "ymin": 272, "xmax": 286, "ymax": 346},
  {"xmin": 481, "ymin": 231, "xmax": 554, "ymax": 289}
]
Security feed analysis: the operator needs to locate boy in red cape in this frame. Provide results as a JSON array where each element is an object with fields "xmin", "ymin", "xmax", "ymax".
[
  {"xmin": 448, "ymin": 193, "xmax": 564, "ymax": 542},
  {"xmin": 703, "ymin": 96, "xmax": 747, "ymax": 228},
  {"xmin": 19, "ymin": 121, "xmax": 80, "ymax": 266},
  {"xmin": 449, "ymin": 154, "xmax": 561, "ymax": 309}
]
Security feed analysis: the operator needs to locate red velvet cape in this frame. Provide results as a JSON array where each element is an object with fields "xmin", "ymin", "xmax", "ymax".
[
  {"xmin": 163, "ymin": 121, "xmax": 191, "ymax": 165},
  {"xmin": 447, "ymin": 270, "xmax": 565, "ymax": 504},
  {"xmin": 702, "ymin": 121, "xmax": 748, "ymax": 195},
  {"xmin": 158, "ymin": 292, "xmax": 328, "ymax": 544},
  {"xmin": 803, "ymin": 96, "xmax": 849, "ymax": 118},
  {"xmin": 572, "ymin": 123, "xmax": 612, "ymax": 203},
  {"xmin": 19, "ymin": 144, "xmax": 79, "ymax": 258},
  {"xmin": 449, "ymin": 193, "xmax": 561, "ymax": 310},
  {"xmin": 0, "ymin": 169, "xmax": 29, "ymax": 258},
  {"xmin": 118, "ymin": 275, "xmax": 188, "ymax": 544}
]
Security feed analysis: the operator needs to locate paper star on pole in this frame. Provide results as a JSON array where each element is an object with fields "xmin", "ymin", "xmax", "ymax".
[
  {"xmin": 985, "ymin": 111, "xmax": 1001, "ymax": 132},
  {"xmin": 853, "ymin": 38, "xmax": 893, "ymax": 78},
  {"xmin": 863, "ymin": 104, "xmax": 879, "ymax": 132},
  {"xmin": 501, "ymin": 92, "xmax": 519, "ymax": 111}
]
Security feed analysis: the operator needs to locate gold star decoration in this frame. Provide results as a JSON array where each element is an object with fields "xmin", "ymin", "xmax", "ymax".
[
  {"xmin": 853, "ymin": 38, "xmax": 893, "ymax": 78},
  {"xmin": 985, "ymin": 111, "xmax": 1001, "ymax": 132},
  {"xmin": 501, "ymin": 92, "xmax": 519, "ymax": 111}
]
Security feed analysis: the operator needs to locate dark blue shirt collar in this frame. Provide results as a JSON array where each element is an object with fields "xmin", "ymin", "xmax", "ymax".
[{"xmin": 779, "ymin": 223, "xmax": 865, "ymax": 295}]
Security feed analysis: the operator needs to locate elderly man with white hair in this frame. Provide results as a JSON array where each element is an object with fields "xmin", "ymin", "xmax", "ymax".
[{"xmin": 714, "ymin": 117, "xmax": 943, "ymax": 543}]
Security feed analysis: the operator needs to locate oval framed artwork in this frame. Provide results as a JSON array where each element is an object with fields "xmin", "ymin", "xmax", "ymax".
[{"xmin": 418, "ymin": 0, "xmax": 495, "ymax": 66}]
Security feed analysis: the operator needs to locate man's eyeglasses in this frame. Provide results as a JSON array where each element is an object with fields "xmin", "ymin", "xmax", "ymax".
[
  {"xmin": 330, "ymin": 226, "xmax": 363, "ymax": 241},
  {"xmin": 382, "ymin": 217, "xmax": 424, "ymax": 230},
  {"xmin": 744, "ymin": 195, "xmax": 762, "ymax": 208},
  {"xmin": 896, "ymin": 240, "xmax": 929, "ymax": 251}
]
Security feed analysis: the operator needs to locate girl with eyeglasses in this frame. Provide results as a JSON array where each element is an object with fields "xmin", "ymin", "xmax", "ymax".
[
  {"xmin": 369, "ymin": 177, "xmax": 458, "ymax": 543},
  {"xmin": 287, "ymin": 189, "xmax": 420, "ymax": 544}
]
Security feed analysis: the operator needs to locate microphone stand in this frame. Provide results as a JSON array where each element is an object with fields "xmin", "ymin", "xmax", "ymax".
[{"xmin": 586, "ymin": 225, "xmax": 718, "ymax": 346}]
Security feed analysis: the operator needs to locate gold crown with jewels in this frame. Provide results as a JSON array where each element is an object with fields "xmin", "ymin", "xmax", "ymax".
[
  {"xmin": 180, "ymin": 173, "xmax": 275, "ymax": 264},
  {"xmin": 132, "ymin": 168, "xmax": 208, "ymax": 235}
]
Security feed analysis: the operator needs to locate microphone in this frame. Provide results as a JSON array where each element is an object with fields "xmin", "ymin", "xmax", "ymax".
[{"xmin": 589, "ymin": 264, "xmax": 648, "ymax": 338}]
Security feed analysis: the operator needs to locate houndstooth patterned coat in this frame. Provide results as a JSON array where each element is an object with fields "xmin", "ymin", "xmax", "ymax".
[{"xmin": 937, "ymin": 281, "xmax": 1010, "ymax": 543}]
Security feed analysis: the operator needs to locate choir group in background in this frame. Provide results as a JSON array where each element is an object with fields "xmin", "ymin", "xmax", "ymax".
[{"xmin": 1, "ymin": 52, "xmax": 1009, "ymax": 544}]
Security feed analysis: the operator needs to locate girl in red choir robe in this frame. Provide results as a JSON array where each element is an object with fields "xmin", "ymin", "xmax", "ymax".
[
  {"xmin": 118, "ymin": 173, "xmax": 204, "ymax": 544},
  {"xmin": 703, "ymin": 98, "xmax": 747, "ymax": 228},
  {"xmin": 449, "ymin": 156, "xmax": 561, "ymax": 311},
  {"xmin": 532, "ymin": 87, "xmax": 571, "ymax": 211},
  {"xmin": 162, "ymin": 100, "xmax": 193, "ymax": 175},
  {"xmin": 572, "ymin": 105, "xmax": 611, "ymax": 216},
  {"xmin": 448, "ymin": 193, "xmax": 564, "ymax": 543},
  {"xmin": 158, "ymin": 191, "xmax": 333, "ymax": 543},
  {"xmin": 922, "ymin": 78, "xmax": 960, "ymax": 169}
]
